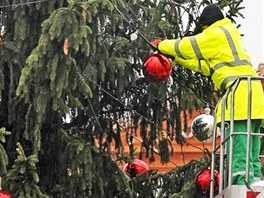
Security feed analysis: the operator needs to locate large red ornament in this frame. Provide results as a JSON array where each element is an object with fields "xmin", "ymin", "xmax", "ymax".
[
  {"xmin": 0, "ymin": 190, "xmax": 12, "ymax": 198},
  {"xmin": 123, "ymin": 159, "xmax": 149, "ymax": 178},
  {"xmin": 195, "ymin": 168, "xmax": 219, "ymax": 196},
  {"xmin": 143, "ymin": 53, "xmax": 172, "ymax": 83}
]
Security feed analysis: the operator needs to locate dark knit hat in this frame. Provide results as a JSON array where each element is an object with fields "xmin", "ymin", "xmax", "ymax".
[{"xmin": 199, "ymin": 4, "xmax": 224, "ymax": 26}]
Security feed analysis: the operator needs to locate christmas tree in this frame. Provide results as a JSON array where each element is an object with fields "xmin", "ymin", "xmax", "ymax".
[{"xmin": 0, "ymin": 0, "xmax": 248, "ymax": 197}]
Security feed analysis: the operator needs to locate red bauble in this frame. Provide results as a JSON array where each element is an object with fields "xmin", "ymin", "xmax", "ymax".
[
  {"xmin": 195, "ymin": 168, "xmax": 219, "ymax": 196},
  {"xmin": 143, "ymin": 53, "xmax": 172, "ymax": 83},
  {"xmin": 0, "ymin": 190, "xmax": 12, "ymax": 198},
  {"xmin": 123, "ymin": 159, "xmax": 149, "ymax": 178}
]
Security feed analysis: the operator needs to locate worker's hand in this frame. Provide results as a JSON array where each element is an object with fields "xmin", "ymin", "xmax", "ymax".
[
  {"xmin": 151, "ymin": 39, "xmax": 175, "ymax": 60},
  {"xmin": 151, "ymin": 38, "xmax": 162, "ymax": 48}
]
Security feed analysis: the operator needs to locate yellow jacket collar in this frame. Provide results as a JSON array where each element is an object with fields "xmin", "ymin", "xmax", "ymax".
[{"xmin": 208, "ymin": 18, "xmax": 232, "ymax": 29}]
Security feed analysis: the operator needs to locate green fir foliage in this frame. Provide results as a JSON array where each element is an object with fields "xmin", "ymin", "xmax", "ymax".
[
  {"xmin": 4, "ymin": 143, "xmax": 48, "ymax": 198},
  {"xmin": 0, "ymin": 128, "xmax": 11, "ymax": 175}
]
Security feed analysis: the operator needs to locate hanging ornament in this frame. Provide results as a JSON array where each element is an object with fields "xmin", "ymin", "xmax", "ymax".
[
  {"xmin": 195, "ymin": 168, "xmax": 220, "ymax": 196},
  {"xmin": 191, "ymin": 107, "xmax": 215, "ymax": 142},
  {"xmin": 123, "ymin": 159, "xmax": 149, "ymax": 178},
  {"xmin": 0, "ymin": 190, "xmax": 11, "ymax": 198},
  {"xmin": 0, "ymin": 177, "xmax": 11, "ymax": 198},
  {"xmin": 130, "ymin": 31, "xmax": 138, "ymax": 41},
  {"xmin": 143, "ymin": 53, "xmax": 172, "ymax": 83}
]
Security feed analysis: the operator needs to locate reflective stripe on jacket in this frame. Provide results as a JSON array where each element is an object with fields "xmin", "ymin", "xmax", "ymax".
[{"xmin": 158, "ymin": 18, "xmax": 264, "ymax": 123}]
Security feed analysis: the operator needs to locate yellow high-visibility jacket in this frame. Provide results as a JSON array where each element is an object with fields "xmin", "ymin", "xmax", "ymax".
[{"xmin": 158, "ymin": 18, "xmax": 264, "ymax": 125}]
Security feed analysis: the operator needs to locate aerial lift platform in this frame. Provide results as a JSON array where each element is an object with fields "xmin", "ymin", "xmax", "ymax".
[{"xmin": 209, "ymin": 76, "xmax": 264, "ymax": 198}]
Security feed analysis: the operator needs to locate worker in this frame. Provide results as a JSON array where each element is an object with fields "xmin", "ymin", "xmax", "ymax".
[{"xmin": 151, "ymin": 4, "xmax": 264, "ymax": 185}]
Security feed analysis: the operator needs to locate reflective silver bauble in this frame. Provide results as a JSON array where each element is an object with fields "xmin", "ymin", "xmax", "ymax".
[{"xmin": 191, "ymin": 114, "xmax": 215, "ymax": 142}]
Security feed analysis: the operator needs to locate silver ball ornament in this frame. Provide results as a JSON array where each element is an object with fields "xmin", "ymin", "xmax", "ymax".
[{"xmin": 191, "ymin": 114, "xmax": 215, "ymax": 142}]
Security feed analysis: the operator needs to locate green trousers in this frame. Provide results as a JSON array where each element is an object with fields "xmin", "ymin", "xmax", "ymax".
[{"xmin": 226, "ymin": 120, "xmax": 261, "ymax": 185}]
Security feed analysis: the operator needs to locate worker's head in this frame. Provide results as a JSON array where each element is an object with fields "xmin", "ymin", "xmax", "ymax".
[
  {"xmin": 199, "ymin": 4, "xmax": 224, "ymax": 27},
  {"xmin": 258, "ymin": 63, "xmax": 264, "ymax": 76}
]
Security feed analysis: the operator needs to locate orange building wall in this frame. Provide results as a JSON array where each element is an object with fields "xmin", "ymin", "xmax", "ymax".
[
  {"xmin": 118, "ymin": 130, "xmax": 220, "ymax": 173},
  {"xmin": 115, "ymin": 110, "xmax": 220, "ymax": 173}
]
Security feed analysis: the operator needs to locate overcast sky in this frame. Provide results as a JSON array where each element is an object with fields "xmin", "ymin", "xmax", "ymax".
[{"xmin": 236, "ymin": 1, "xmax": 264, "ymax": 68}]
